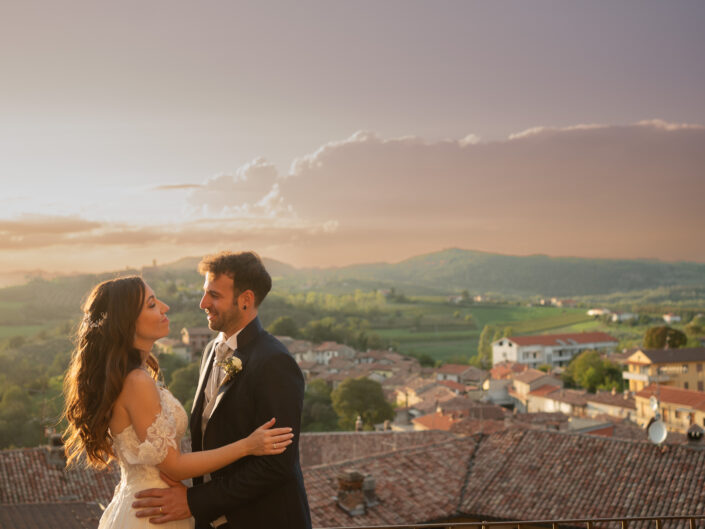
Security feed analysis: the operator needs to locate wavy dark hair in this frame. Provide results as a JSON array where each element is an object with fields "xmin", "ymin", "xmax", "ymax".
[{"xmin": 63, "ymin": 276, "xmax": 159, "ymax": 468}]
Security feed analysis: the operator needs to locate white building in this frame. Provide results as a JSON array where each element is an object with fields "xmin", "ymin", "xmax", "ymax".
[
  {"xmin": 491, "ymin": 332, "xmax": 619, "ymax": 369},
  {"xmin": 663, "ymin": 313, "xmax": 682, "ymax": 324},
  {"xmin": 611, "ymin": 312, "xmax": 638, "ymax": 323},
  {"xmin": 587, "ymin": 308, "xmax": 611, "ymax": 317}
]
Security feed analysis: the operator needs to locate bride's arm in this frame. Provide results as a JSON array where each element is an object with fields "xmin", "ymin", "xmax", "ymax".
[{"xmin": 121, "ymin": 369, "xmax": 293, "ymax": 481}]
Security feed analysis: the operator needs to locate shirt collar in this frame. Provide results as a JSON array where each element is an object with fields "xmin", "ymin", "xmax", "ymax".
[{"xmin": 216, "ymin": 329, "xmax": 241, "ymax": 351}]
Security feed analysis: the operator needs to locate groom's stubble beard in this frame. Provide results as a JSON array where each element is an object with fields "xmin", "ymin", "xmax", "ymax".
[{"xmin": 206, "ymin": 302, "xmax": 243, "ymax": 336}]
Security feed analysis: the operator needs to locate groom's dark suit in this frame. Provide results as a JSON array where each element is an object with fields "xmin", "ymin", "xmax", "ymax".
[{"xmin": 187, "ymin": 317, "xmax": 311, "ymax": 529}]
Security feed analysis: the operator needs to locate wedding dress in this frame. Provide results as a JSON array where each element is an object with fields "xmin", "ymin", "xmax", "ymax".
[{"xmin": 98, "ymin": 385, "xmax": 194, "ymax": 529}]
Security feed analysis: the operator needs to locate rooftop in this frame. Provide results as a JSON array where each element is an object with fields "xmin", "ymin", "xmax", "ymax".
[
  {"xmin": 634, "ymin": 347, "xmax": 705, "ymax": 365},
  {"xmin": 636, "ymin": 384, "xmax": 705, "ymax": 411},
  {"xmin": 507, "ymin": 332, "xmax": 618, "ymax": 347},
  {"xmin": 303, "ymin": 428, "xmax": 705, "ymax": 528}
]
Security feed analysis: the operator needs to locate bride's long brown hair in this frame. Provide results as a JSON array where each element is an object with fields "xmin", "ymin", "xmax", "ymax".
[{"xmin": 63, "ymin": 276, "xmax": 159, "ymax": 468}]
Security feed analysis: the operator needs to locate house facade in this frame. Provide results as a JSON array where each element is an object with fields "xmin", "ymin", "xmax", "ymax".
[
  {"xmin": 492, "ymin": 332, "xmax": 619, "ymax": 369},
  {"xmin": 623, "ymin": 347, "xmax": 705, "ymax": 393}
]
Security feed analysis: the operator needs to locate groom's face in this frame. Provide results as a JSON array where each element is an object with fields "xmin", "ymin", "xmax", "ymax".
[{"xmin": 200, "ymin": 272, "xmax": 243, "ymax": 338}]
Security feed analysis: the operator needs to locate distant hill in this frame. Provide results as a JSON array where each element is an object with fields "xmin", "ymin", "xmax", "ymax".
[
  {"xmin": 2, "ymin": 248, "xmax": 704, "ymax": 300},
  {"xmin": 282, "ymin": 248, "xmax": 705, "ymax": 297}
]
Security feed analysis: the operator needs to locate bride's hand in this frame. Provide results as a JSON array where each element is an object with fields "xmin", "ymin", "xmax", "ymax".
[{"xmin": 246, "ymin": 418, "xmax": 294, "ymax": 456}]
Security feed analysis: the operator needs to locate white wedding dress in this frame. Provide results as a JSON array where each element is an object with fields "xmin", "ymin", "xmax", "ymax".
[{"xmin": 99, "ymin": 385, "xmax": 195, "ymax": 529}]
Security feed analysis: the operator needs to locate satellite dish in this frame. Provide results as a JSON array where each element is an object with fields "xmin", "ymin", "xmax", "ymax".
[
  {"xmin": 649, "ymin": 396, "xmax": 659, "ymax": 412},
  {"xmin": 647, "ymin": 419, "xmax": 668, "ymax": 445}
]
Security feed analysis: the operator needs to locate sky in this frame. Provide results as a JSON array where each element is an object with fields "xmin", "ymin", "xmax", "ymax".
[{"xmin": 1, "ymin": 0, "xmax": 704, "ymax": 283}]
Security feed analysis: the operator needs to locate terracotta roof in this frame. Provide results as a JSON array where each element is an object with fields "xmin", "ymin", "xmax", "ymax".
[
  {"xmin": 438, "ymin": 398, "xmax": 508, "ymax": 421},
  {"xmin": 412, "ymin": 411, "xmax": 457, "ymax": 431},
  {"xmin": 314, "ymin": 341, "xmax": 355, "ymax": 353},
  {"xmin": 458, "ymin": 429, "xmax": 704, "ymax": 523},
  {"xmin": 0, "ymin": 448, "xmax": 118, "ymax": 505},
  {"xmin": 0, "ymin": 502, "xmax": 103, "ymax": 529},
  {"xmin": 528, "ymin": 384, "xmax": 562, "ymax": 397},
  {"xmin": 303, "ymin": 429, "xmax": 705, "ymax": 528},
  {"xmin": 507, "ymin": 332, "xmax": 618, "ymax": 347},
  {"xmin": 304, "ymin": 437, "xmax": 474, "ymax": 527},
  {"xmin": 490, "ymin": 361, "xmax": 529, "ymax": 380},
  {"xmin": 437, "ymin": 363, "xmax": 471, "ymax": 375},
  {"xmin": 182, "ymin": 327, "xmax": 213, "ymax": 335},
  {"xmin": 585, "ymin": 391, "xmax": 636, "ymax": 410},
  {"xmin": 636, "ymin": 384, "xmax": 705, "ymax": 411},
  {"xmin": 437, "ymin": 379, "xmax": 466, "ymax": 392},
  {"xmin": 514, "ymin": 368, "xmax": 553, "ymax": 384},
  {"xmin": 544, "ymin": 388, "xmax": 588, "ymax": 406},
  {"xmin": 638, "ymin": 347, "xmax": 705, "ymax": 364},
  {"xmin": 298, "ymin": 430, "xmax": 454, "ymax": 468},
  {"xmin": 449, "ymin": 418, "xmax": 509, "ymax": 436}
]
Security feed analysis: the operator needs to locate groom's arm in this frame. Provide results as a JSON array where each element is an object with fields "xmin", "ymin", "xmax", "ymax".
[{"xmin": 186, "ymin": 347, "xmax": 304, "ymax": 520}]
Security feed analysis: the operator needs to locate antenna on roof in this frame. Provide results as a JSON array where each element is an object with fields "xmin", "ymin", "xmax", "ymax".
[{"xmin": 646, "ymin": 395, "xmax": 667, "ymax": 446}]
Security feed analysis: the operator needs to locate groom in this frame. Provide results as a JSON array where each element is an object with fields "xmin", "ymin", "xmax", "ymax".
[{"xmin": 134, "ymin": 251, "xmax": 311, "ymax": 529}]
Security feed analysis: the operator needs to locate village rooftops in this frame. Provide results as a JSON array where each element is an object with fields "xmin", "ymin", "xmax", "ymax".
[
  {"xmin": 585, "ymin": 390, "xmax": 636, "ymax": 410},
  {"xmin": 303, "ymin": 428, "xmax": 705, "ymax": 528},
  {"xmin": 490, "ymin": 361, "xmax": 529, "ymax": 379},
  {"xmin": 0, "ymin": 502, "xmax": 103, "ymax": 529},
  {"xmin": 528, "ymin": 384, "xmax": 562, "ymax": 397},
  {"xmin": 513, "ymin": 368, "xmax": 553, "ymax": 384},
  {"xmin": 630, "ymin": 347, "xmax": 705, "ymax": 364},
  {"xmin": 636, "ymin": 384, "xmax": 705, "ymax": 410},
  {"xmin": 507, "ymin": 331, "xmax": 618, "ymax": 347}
]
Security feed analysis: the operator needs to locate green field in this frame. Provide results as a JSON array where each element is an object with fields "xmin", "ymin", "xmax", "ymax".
[{"xmin": 366, "ymin": 301, "xmax": 597, "ymax": 362}]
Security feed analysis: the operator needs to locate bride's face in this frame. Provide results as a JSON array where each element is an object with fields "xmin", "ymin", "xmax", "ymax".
[{"xmin": 134, "ymin": 282, "xmax": 170, "ymax": 350}]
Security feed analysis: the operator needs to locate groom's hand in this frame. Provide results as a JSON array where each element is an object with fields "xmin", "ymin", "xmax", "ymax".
[{"xmin": 133, "ymin": 472, "xmax": 191, "ymax": 524}]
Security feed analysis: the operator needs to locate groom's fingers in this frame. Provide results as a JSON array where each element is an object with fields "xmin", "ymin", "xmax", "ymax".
[{"xmin": 133, "ymin": 488, "xmax": 164, "ymax": 499}]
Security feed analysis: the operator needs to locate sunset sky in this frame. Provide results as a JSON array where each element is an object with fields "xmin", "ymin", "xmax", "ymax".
[{"xmin": 1, "ymin": 1, "xmax": 704, "ymax": 282}]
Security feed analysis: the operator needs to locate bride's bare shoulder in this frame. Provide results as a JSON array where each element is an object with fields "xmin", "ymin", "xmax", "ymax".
[{"xmin": 121, "ymin": 369, "xmax": 160, "ymax": 403}]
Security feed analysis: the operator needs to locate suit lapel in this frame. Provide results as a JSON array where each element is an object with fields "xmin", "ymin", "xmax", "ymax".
[
  {"xmin": 203, "ymin": 317, "xmax": 262, "ymax": 424},
  {"xmin": 191, "ymin": 340, "xmax": 217, "ymax": 417}
]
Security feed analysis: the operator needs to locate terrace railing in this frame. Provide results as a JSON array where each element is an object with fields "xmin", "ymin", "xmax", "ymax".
[{"xmin": 324, "ymin": 515, "xmax": 705, "ymax": 529}]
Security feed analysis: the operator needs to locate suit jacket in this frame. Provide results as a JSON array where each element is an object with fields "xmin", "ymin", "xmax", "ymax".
[{"xmin": 186, "ymin": 317, "xmax": 311, "ymax": 529}]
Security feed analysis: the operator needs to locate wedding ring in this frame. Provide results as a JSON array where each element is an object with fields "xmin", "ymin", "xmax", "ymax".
[
  {"xmin": 159, "ymin": 506, "xmax": 163, "ymax": 514},
  {"xmin": 274, "ymin": 442, "xmax": 277, "ymax": 449}
]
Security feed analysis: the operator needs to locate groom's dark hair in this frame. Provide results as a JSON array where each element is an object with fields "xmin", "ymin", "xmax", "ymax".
[{"xmin": 198, "ymin": 251, "xmax": 272, "ymax": 307}]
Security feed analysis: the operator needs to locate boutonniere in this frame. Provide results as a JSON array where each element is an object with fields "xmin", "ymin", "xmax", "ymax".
[{"xmin": 217, "ymin": 355, "xmax": 243, "ymax": 387}]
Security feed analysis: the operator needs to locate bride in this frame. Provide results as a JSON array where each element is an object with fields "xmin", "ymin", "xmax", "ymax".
[{"xmin": 62, "ymin": 276, "xmax": 293, "ymax": 528}]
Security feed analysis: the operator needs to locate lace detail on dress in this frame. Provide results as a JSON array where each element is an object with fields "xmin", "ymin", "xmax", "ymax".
[
  {"xmin": 111, "ymin": 386, "xmax": 188, "ymax": 482},
  {"xmin": 99, "ymin": 385, "xmax": 193, "ymax": 529}
]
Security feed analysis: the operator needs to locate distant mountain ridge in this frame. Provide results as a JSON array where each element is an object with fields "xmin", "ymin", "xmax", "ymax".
[
  {"xmin": 282, "ymin": 248, "xmax": 705, "ymax": 296},
  {"xmin": 2, "ymin": 248, "xmax": 704, "ymax": 298}
]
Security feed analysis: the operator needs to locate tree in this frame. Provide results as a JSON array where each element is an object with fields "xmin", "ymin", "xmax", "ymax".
[
  {"xmin": 302, "ymin": 379, "xmax": 338, "ymax": 432},
  {"xmin": 562, "ymin": 350, "xmax": 624, "ymax": 393},
  {"xmin": 643, "ymin": 326, "xmax": 687, "ymax": 349},
  {"xmin": 477, "ymin": 325, "xmax": 496, "ymax": 369},
  {"xmin": 267, "ymin": 316, "xmax": 300, "ymax": 338},
  {"xmin": 168, "ymin": 362, "xmax": 200, "ymax": 408},
  {"xmin": 331, "ymin": 377, "xmax": 394, "ymax": 431}
]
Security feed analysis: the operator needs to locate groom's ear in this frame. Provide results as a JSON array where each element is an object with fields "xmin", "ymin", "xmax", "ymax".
[{"xmin": 237, "ymin": 289, "xmax": 256, "ymax": 310}]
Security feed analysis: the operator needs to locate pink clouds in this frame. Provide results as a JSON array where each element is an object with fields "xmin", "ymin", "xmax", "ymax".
[{"xmin": 1, "ymin": 120, "xmax": 703, "ymax": 271}]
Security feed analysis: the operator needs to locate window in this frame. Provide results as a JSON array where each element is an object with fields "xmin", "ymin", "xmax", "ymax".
[
  {"xmin": 683, "ymin": 364, "xmax": 689, "ymax": 373},
  {"xmin": 698, "ymin": 381, "xmax": 703, "ymax": 392},
  {"xmin": 697, "ymin": 363, "xmax": 703, "ymax": 372},
  {"xmin": 684, "ymin": 382, "xmax": 689, "ymax": 390}
]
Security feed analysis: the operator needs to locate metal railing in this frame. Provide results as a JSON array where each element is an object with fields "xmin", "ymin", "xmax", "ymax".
[{"xmin": 322, "ymin": 515, "xmax": 705, "ymax": 529}]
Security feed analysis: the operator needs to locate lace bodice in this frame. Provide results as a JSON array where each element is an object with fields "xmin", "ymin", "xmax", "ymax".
[{"xmin": 111, "ymin": 385, "xmax": 188, "ymax": 484}]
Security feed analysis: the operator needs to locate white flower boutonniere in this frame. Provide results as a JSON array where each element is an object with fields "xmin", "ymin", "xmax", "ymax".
[{"xmin": 217, "ymin": 355, "xmax": 243, "ymax": 387}]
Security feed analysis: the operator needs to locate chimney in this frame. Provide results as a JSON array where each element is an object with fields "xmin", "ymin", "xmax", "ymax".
[
  {"xmin": 362, "ymin": 474, "xmax": 378, "ymax": 507},
  {"xmin": 687, "ymin": 424, "xmax": 705, "ymax": 450},
  {"xmin": 45, "ymin": 432, "xmax": 67, "ymax": 468},
  {"xmin": 336, "ymin": 469, "xmax": 365, "ymax": 516}
]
